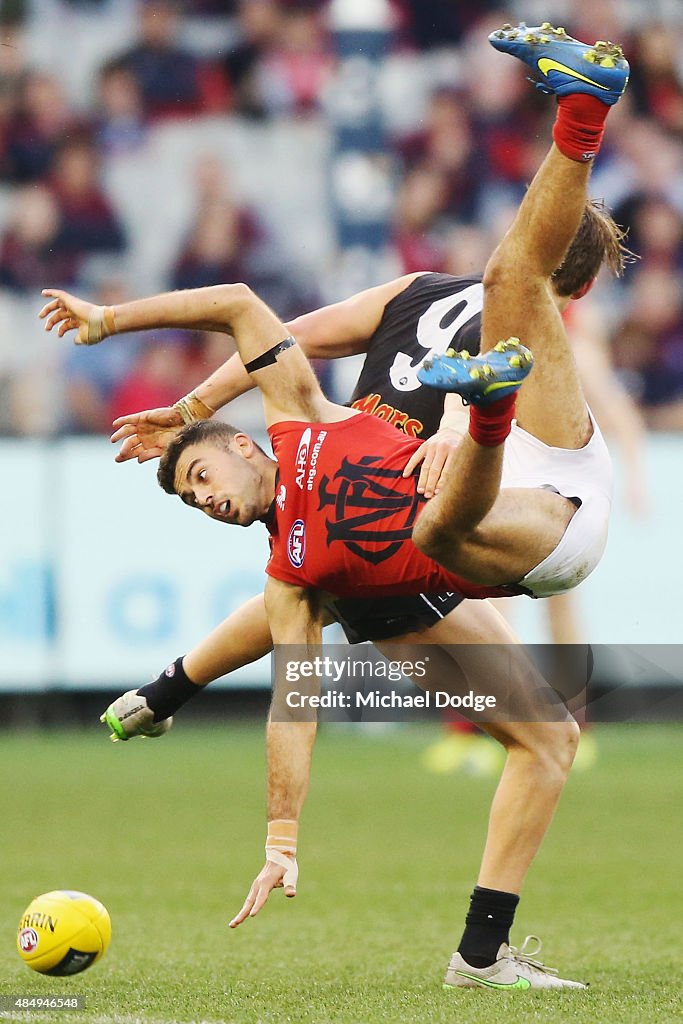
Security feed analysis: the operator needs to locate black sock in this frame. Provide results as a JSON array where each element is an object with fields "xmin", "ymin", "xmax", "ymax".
[
  {"xmin": 137, "ymin": 657, "xmax": 201, "ymax": 721},
  {"xmin": 457, "ymin": 886, "xmax": 520, "ymax": 968}
]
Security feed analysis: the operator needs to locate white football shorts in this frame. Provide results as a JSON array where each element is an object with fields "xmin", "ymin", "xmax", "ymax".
[{"xmin": 500, "ymin": 411, "xmax": 613, "ymax": 598}]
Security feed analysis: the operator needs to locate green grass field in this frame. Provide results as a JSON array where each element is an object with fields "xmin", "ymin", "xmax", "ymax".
[{"xmin": 0, "ymin": 723, "xmax": 681, "ymax": 1024}]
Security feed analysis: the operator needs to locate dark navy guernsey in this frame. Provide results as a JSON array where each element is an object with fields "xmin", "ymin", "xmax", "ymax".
[{"xmin": 349, "ymin": 272, "xmax": 483, "ymax": 439}]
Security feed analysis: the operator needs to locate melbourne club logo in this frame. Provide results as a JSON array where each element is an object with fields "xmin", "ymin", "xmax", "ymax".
[
  {"xmin": 287, "ymin": 519, "xmax": 306, "ymax": 568},
  {"xmin": 295, "ymin": 428, "xmax": 312, "ymax": 489},
  {"xmin": 19, "ymin": 928, "xmax": 39, "ymax": 953},
  {"xmin": 319, "ymin": 456, "xmax": 422, "ymax": 564}
]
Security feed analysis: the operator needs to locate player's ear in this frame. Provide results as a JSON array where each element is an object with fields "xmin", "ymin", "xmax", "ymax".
[{"xmin": 231, "ymin": 432, "xmax": 256, "ymax": 458}]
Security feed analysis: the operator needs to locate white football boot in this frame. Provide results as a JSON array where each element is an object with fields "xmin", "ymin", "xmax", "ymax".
[{"xmin": 444, "ymin": 935, "xmax": 587, "ymax": 990}]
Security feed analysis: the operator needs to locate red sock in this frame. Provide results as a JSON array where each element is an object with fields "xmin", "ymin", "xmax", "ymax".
[
  {"xmin": 552, "ymin": 94, "xmax": 610, "ymax": 162},
  {"xmin": 468, "ymin": 392, "xmax": 517, "ymax": 447}
]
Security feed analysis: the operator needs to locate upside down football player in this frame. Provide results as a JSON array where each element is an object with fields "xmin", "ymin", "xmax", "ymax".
[{"xmin": 41, "ymin": 24, "xmax": 630, "ymax": 990}]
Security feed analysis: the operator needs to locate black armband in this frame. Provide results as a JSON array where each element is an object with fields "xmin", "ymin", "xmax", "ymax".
[
  {"xmin": 243, "ymin": 336, "xmax": 296, "ymax": 374},
  {"xmin": 137, "ymin": 656, "xmax": 202, "ymax": 721}
]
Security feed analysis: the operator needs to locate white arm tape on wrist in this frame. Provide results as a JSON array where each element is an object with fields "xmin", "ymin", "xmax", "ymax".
[
  {"xmin": 173, "ymin": 391, "xmax": 215, "ymax": 424},
  {"xmin": 265, "ymin": 849, "xmax": 299, "ymax": 889},
  {"xmin": 85, "ymin": 306, "xmax": 107, "ymax": 346}
]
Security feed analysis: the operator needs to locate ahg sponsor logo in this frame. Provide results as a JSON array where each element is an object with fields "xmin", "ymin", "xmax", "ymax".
[
  {"xmin": 295, "ymin": 429, "xmax": 312, "ymax": 489},
  {"xmin": 287, "ymin": 520, "xmax": 306, "ymax": 568}
]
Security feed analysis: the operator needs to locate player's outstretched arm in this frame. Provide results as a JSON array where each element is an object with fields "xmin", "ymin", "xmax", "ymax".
[
  {"xmin": 40, "ymin": 282, "xmax": 355, "ymax": 427},
  {"xmin": 229, "ymin": 579, "xmax": 324, "ymax": 927},
  {"xmin": 108, "ymin": 275, "xmax": 421, "ymax": 462},
  {"xmin": 173, "ymin": 274, "xmax": 420, "ymax": 413},
  {"xmin": 39, "ymin": 284, "xmax": 265, "ymax": 340}
]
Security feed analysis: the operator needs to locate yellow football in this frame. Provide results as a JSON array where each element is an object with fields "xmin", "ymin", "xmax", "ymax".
[{"xmin": 17, "ymin": 891, "xmax": 111, "ymax": 976}]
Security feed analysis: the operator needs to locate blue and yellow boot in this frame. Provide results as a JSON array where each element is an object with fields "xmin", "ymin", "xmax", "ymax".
[
  {"xmin": 418, "ymin": 338, "xmax": 533, "ymax": 406},
  {"xmin": 489, "ymin": 22, "xmax": 629, "ymax": 104}
]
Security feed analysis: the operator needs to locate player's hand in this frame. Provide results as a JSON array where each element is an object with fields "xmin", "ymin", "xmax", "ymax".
[
  {"xmin": 402, "ymin": 427, "xmax": 464, "ymax": 499},
  {"xmin": 100, "ymin": 689, "xmax": 173, "ymax": 742},
  {"xmin": 39, "ymin": 289, "xmax": 97, "ymax": 344},
  {"xmin": 111, "ymin": 408, "xmax": 184, "ymax": 464},
  {"xmin": 229, "ymin": 855, "xmax": 298, "ymax": 928}
]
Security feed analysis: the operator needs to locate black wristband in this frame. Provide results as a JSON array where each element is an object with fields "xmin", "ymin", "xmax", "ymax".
[
  {"xmin": 243, "ymin": 336, "xmax": 296, "ymax": 374},
  {"xmin": 137, "ymin": 657, "xmax": 201, "ymax": 722}
]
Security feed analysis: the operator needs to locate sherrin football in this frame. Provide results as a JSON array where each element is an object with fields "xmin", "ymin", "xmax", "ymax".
[{"xmin": 17, "ymin": 891, "xmax": 111, "ymax": 975}]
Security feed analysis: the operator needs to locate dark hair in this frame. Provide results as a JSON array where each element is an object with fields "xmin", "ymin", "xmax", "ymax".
[
  {"xmin": 551, "ymin": 199, "xmax": 637, "ymax": 297},
  {"xmin": 157, "ymin": 420, "xmax": 240, "ymax": 495}
]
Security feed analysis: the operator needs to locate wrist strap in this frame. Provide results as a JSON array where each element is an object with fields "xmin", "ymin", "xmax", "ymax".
[
  {"xmin": 265, "ymin": 819, "xmax": 298, "ymax": 890},
  {"xmin": 85, "ymin": 306, "xmax": 116, "ymax": 346},
  {"xmin": 266, "ymin": 818, "xmax": 298, "ymax": 857},
  {"xmin": 173, "ymin": 391, "xmax": 216, "ymax": 425}
]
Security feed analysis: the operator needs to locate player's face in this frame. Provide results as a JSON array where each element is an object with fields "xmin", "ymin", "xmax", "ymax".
[{"xmin": 173, "ymin": 440, "xmax": 269, "ymax": 527}]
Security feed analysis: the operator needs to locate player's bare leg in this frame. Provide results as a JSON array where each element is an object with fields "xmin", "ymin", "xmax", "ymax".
[
  {"xmin": 484, "ymin": 24, "xmax": 628, "ymax": 452},
  {"xmin": 414, "ymin": 27, "xmax": 628, "ymax": 592},
  {"xmin": 412, "ymin": 148, "xmax": 594, "ymax": 581},
  {"xmin": 412, "ymin": 152, "xmax": 596, "ymax": 583},
  {"xmin": 382, "ymin": 598, "xmax": 581, "ymax": 982},
  {"xmin": 481, "ymin": 145, "xmax": 592, "ymax": 449},
  {"xmin": 382, "ymin": 600, "xmax": 579, "ymax": 889}
]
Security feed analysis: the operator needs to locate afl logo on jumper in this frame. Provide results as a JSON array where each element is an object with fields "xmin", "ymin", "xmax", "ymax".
[
  {"xmin": 295, "ymin": 428, "xmax": 312, "ymax": 489},
  {"xmin": 288, "ymin": 519, "xmax": 306, "ymax": 568}
]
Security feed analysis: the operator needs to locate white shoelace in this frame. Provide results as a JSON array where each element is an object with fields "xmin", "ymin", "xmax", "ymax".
[{"xmin": 506, "ymin": 935, "xmax": 559, "ymax": 976}]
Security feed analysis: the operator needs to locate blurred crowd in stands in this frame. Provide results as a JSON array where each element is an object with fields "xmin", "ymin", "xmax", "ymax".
[{"xmin": 0, "ymin": 0, "xmax": 682, "ymax": 435}]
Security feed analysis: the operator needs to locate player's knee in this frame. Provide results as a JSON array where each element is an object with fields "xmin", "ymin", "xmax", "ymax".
[
  {"xmin": 482, "ymin": 247, "xmax": 509, "ymax": 293},
  {"xmin": 536, "ymin": 719, "xmax": 580, "ymax": 779},
  {"xmin": 483, "ymin": 243, "xmax": 542, "ymax": 297},
  {"xmin": 561, "ymin": 718, "xmax": 581, "ymax": 772},
  {"xmin": 482, "ymin": 240, "xmax": 529, "ymax": 291},
  {"xmin": 504, "ymin": 720, "xmax": 579, "ymax": 785}
]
